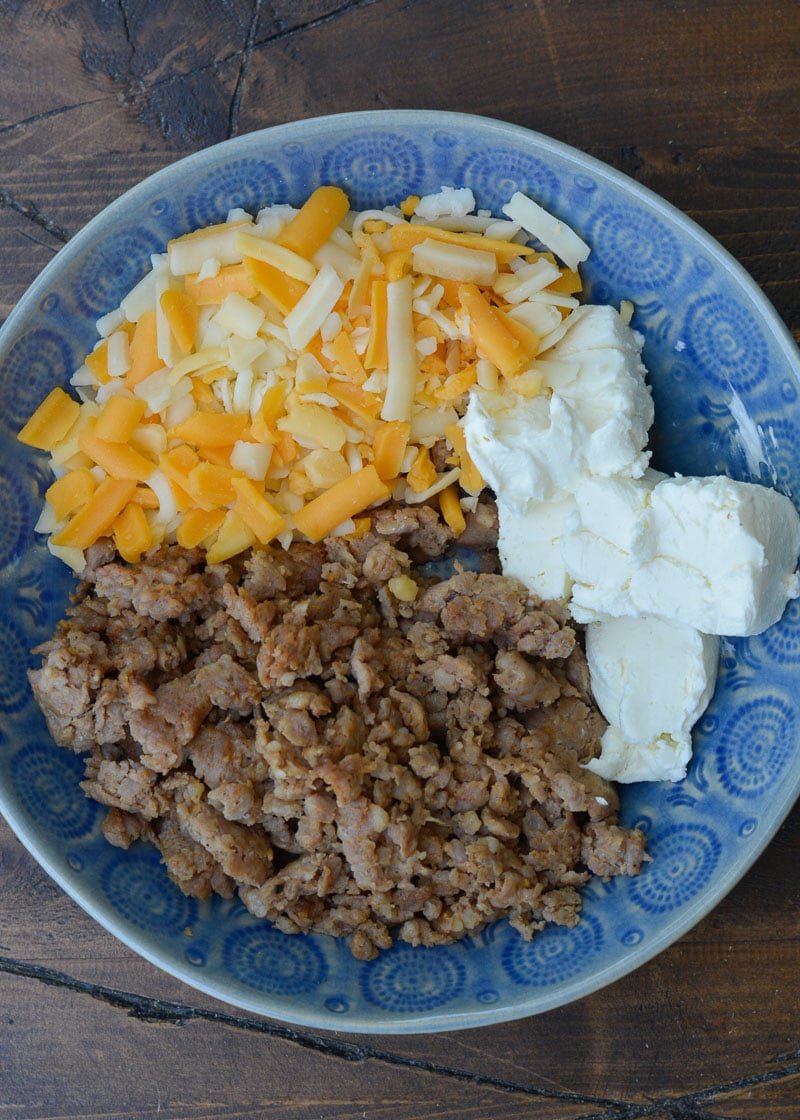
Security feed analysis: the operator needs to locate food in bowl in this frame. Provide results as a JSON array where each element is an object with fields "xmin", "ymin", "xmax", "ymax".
[{"xmin": 17, "ymin": 181, "xmax": 800, "ymax": 958}]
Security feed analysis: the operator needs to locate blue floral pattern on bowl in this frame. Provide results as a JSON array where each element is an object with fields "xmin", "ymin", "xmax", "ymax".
[{"xmin": 1, "ymin": 110, "xmax": 799, "ymax": 1032}]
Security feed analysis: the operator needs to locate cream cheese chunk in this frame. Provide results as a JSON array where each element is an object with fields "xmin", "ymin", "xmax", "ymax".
[
  {"xmin": 496, "ymin": 495, "xmax": 575, "ymax": 602},
  {"xmin": 465, "ymin": 389, "xmax": 587, "ymax": 505},
  {"xmin": 584, "ymin": 617, "xmax": 720, "ymax": 783},
  {"xmin": 464, "ymin": 305, "xmax": 654, "ymax": 508},
  {"xmin": 565, "ymin": 473, "xmax": 800, "ymax": 635},
  {"xmin": 464, "ymin": 303, "xmax": 655, "ymax": 606}
]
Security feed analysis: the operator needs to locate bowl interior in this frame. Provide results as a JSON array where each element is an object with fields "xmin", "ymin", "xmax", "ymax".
[{"xmin": 1, "ymin": 110, "xmax": 799, "ymax": 1032}]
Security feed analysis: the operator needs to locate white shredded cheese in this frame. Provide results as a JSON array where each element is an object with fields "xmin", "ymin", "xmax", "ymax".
[
  {"xmin": 213, "ymin": 291, "xmax": 265, "ymax": 340},
  {"xmin": 120, "ymin": 268, "xmax": 159, "ymax": 324},
  {"xmin": 382, "ymin": 275, "xmax": 418, "ymax": 423},
  {"xmin": 502, "ymin": 191, "xmax": 590, "ymax": 271},
  {"xmin": 284, "ymin": 264, "xmax": 345, "ymax": 352},
  {"xmin": 106, "ymin": 330, "xmax": 131, "ymax": 378},
  {"xmin": 168, "ymin": 218, "xmax": 251, "ymax": 275},
  {"xmin": 96, "ymin": 307, "xmax": 126, "ymax": 338},
  {"xmin": 231, "ymin": 440, "xmax": 272, "ymax": 480},
  {"xmin": 414, "ymin": 186, "xmax": 476, "ymax": 220},
  {"xmin": 411, "ymin": 239, "xmax": 498, "ymax": 286}
]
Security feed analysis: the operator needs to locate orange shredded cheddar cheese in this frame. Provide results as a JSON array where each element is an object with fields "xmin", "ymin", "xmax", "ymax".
[
  {"xmin": 184, "ymin": 263, "xmax": 257, "ymax": 306},
  {"xmin": 205, "ymin": 509, "xmax": 258, "ymax": 564},
  {"xmin": 125, "ymin": 310, "xmax": 161, "ymax": 388},
  {"xmin": 459, "ymin": 284, "xmax": 532, "ymax": 378},
  {"xmin": 160, "ymin": 289, "xmax": 199, "ymax": 352},
  {"xmin": 78, "ymin": 416, "xmax": 155, "ymax": 482},
  {"xmin": 85, "ymin": 339, "xmax": 111, "ymax": 384},
  {"xmin": 177, "ymin": 506, "xmax": 226, "ymax": 549},
  {"xmin": 186, "ymin": 461, "xmax": 240, "ymax": 510},
  {"xmin": 326, "ymin": 381, "xmax": 382, "ymax": 421},
  {"xmin": 364, "ymin": 279, "xmax": 389, "ymax": 370},
  {"xmin": 548, "ymin": 268, "xmax": 583, "ymax": 295},
  {"xmin": 327, "ymin": 330, "xmax": 367, "ymax": 385},
  {"xmin": 18, "ymin": 387, "xmax": 81, "ymax": 451},
  {"xmin": 45, "ymin": 469, "xmax": 97, "ymax": 522},
  {"xmin": 349, "ymin": 516, "xmax": 372, "ymax": 538},
  {"xmin": 293, "ymin": 465, "xmax": 390, "ymax": 543},
  {"xmin": 435, "ymin": 361, "xmax": 478, "ymax": 402},
  {"xmin": 277, "ymin": 185, "xmax": 350, "ymax": 259},
  {"xmin": 243, "ymin": 256, "xmax": 308, "ymax": 313},
  {"xmin": 51, "ymin": 478, "xmax": 138, "ymax": 550},
  {"xmin": 389, "ymin": 222, "xmax": 535, "ymax": 264},
  {"xmin": 130, "ymin": 485, "xmax": 160, "ymax": 509},
  {"xmin": 231, "ymin": 476, "xmax": 286, "ymax": 544},
  {"xmin": 94, "ymin": 395, "xmax": 147, "ymax": 443},
  {"xmin": 444, "ymin": 422, "xmax": 484, "ymax": 494},
  {"xmin": 372, "ymin": 420, "xmax": 410, "ymax": 481},
  {"xmin": 113, "ymin": 501, "xmax": 153, "ymax": 563},
  {"xmin": 169, "ymin": 412, "xmax": 250, "ymax": 447},
  {"xmin": 407, "ymin": 446, "xmax": 437, "ymax": 493},
  {"xmin": 438, "ymin": 484, "xmax": 467, "ymax": 536}
]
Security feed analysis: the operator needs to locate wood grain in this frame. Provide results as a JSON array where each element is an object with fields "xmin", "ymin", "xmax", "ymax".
[{"xmin": 1, "ymin": 1, "xmax": 800, "ymax": 1117}]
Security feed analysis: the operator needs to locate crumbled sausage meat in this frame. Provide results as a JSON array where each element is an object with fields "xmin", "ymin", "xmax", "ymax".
[{"xmin": 29, "ymin": 500, "xmax": 648, "ymax": 959}]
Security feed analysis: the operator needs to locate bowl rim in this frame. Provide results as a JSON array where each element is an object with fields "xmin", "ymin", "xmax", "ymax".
[{"xmin": 1, "ymin": 108, "xmax": 799, "ymax": 1033}]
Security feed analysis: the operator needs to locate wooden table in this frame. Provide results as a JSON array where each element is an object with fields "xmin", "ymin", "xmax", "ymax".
[{"xmin": 2, "ymin": 2, "xmax": 800, "ymax": 1116}]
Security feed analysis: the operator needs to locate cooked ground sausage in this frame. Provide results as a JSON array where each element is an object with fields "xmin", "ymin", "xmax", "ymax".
[{"xmin": 29, "ymin": 502, "xmax": 648, "ymax": 959}]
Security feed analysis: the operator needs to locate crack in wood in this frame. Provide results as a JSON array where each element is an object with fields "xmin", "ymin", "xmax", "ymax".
[
  {"xmin": 227, "ymin": 0, "xmax": 263, "ymax": 140},
  {"xmin": 673, "ymin": 1062, "xmax": 800, "ymax": 1115},
  {"xmin": 117, "ymin": 0, "xmax": 135, "ymax": 57},
  {"xmin": 256, "ymin": 0, "xmax": 384, "ymax": 48},
  {"xmin": 0, "ymin": 96, "xmax": 111, "ymax": 138},
  {"xmin": 1, "ymin": 953, "xmax": 798, "ymax": 1116},
  {"xmin": 566, "ymin": 1107, "xmax": 725, "ymax": 1120},
  {"xmin": 567, "ymin": 1104, "xmax": 755, "ymax": 1120},
  {"xmin": 0, "ymin": 187, "xmax": 70, "ymax": 243},
  {"xmin": 15, "ymin": 228, "xmax": 63, "ymax": 255}
]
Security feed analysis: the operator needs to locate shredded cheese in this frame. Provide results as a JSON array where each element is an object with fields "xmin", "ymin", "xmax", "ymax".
[
  {"xmin": 501, "ymin": 192, "xmax": 590, "ymax": 272},
  {"xmin": 19, "ymin": 183, "xmax": 592, "ymax": 569},
  {"xmin": 382, "ymin": 275, "xmax": 418, "ymax": 423}
]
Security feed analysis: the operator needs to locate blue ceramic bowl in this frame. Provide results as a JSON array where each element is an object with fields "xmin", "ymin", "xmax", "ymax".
[{"xmin": 1, "ymin": 111, "xmax": 799, "ymax": 1032}]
